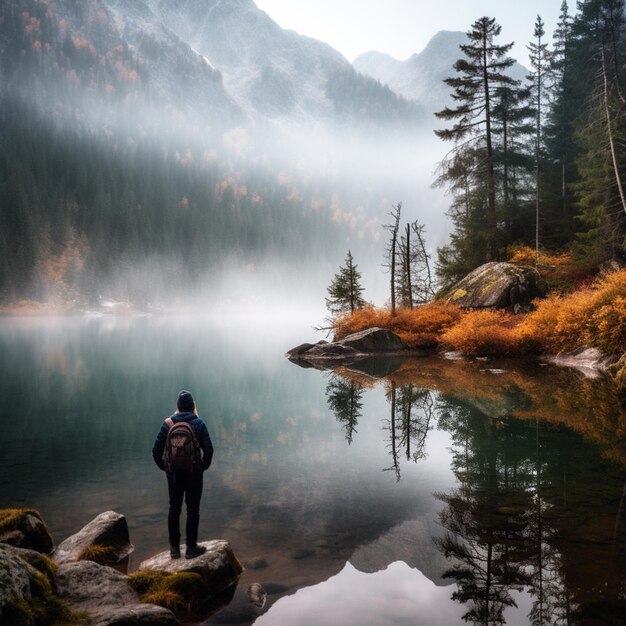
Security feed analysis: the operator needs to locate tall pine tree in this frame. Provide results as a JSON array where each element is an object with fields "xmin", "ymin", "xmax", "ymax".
[{"xmin": 435, "ymin": 17, "xmax": 517, "ymax": 284}]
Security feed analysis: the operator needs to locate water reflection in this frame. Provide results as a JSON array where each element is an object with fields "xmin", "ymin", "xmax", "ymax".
[
  {"xmin": 2, "ymin": 318, "xmax": 626, "ymax": 625},
  {"xmin": 317, "ymin": 355, "xmax": 626, "ymax": 625}
]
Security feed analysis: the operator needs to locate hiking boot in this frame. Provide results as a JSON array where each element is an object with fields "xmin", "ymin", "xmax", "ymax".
[
  {"xmin": 170, "ymin": 545, "xmax": 181, "ymax": 559},
  {"xmin": 185, "ymin": 544, "xmax": 207, "ymax": 559}
]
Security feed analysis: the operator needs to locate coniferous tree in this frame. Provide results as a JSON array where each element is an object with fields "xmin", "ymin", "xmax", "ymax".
[
  {"xmin": 527, "ymin": 15, "xmax": 551, "ymax": 262},
  {"xmin": 325, "ymin": 250, "xmax": 366, "ymax": 317},
  {"xmin": 542, "ymin": 1, "xmax": 578, "ymax": 247},
  {"xmin": 435, "ymin": 17, "xmax": 517, "ymax": 282},
  {"xmin": 572, "ymin": 0, "xmax": 626, "ymax": 263}
]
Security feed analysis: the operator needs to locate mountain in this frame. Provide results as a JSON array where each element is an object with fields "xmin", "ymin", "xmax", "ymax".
[
  {"xmin": 0, "ymin": 0, "xmax": 427, "ymax": 305},
  {"xmin": 143, "ymin": 0, "xmax": 422, "ymax": 125},
  {"xmin": 0, "ymin": 0, "xmax": 243, "ymax": 128},
  {"xmin": 354, "ymin": 30, "xmax": 528, "ymax": 114},
  {"xmin": 1, "ymin": 0, "xmax": 421, "ymax": 128}
]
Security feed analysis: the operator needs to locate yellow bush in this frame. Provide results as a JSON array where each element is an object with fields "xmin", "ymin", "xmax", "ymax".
[
  {"xmin": 507, "ymin": 244, "xmax": 591, "ymax": 292},
  {"xmin": 333, "ymin": 302, "xmax": 462, "ymax": 349},
  {"xmin": 519, "ymin": 269, "xmax": 626, "ymax": 354},
  {"xmin": 441, "ymin": 310, "xmax": 523, "ymax": 356}
]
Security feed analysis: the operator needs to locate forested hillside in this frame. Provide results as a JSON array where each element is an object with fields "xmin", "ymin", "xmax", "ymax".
[
  {"xmin": 0, "ymin": 0, "xmax": 420, "ymax": 306},
  {"xmin": 434, "ymin": 1, "xmax": 626, "ymax": 286}
]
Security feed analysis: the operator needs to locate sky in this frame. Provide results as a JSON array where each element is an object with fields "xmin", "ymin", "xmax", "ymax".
[{"xmin": 254, "ymin": 0, "xmax": 563, "ymax": 67}]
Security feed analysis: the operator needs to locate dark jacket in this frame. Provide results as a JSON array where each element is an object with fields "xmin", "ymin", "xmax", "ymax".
[{"xmin": 152, "ymin": 411, "xmax": 214, "ymax": 472}]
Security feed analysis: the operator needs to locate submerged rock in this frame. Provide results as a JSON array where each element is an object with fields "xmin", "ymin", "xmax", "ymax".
[
  {"xmin": 247, "ymin": 582, "xmax": 267, "ymax": 608},
  {"xmin": 54, "ymin": 511, "xmax": 134, "ymax": 566},
  {"xmin": 544, "ymin": 347, "xmax": 615, "ymax": 377},
  {"xmin": 440, "ymin": 261, "xmax": 543, "ymax": 309}
]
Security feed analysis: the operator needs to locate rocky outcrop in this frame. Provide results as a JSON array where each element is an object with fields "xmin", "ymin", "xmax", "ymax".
[
  {"xmin": 0, "ymin": 509, "xmax": 243, "ymax": 625},
  {"xmin": 53, "ymin": 510, "xmax": 134, "ymax": 566},
  {"xmin": 440, "ymin": 261, "xmax": 543, "ymax": 310},
  {"xmin": 543, "ymin": 348, "xmax": 615, "ymax": 378},
  {"xmin": 0, "ymin": 544, "xmax": 40, "ymax": 620},
  {"xmin": 286, "ymin": 328, "xmax": 406, "ymax": 360},
  {"xmin": 0, "ymin": 509, "xmax": 54, "ymax": 554},
  {"xmin": 0, "ymin": 543, "xmax": 77, "ymax": 625},
  {"xmin": 56, "ymin": 560, "xmax": 176, "ymax": 625},
  {"xmin": 139, "ymin": 540, "xmax": 243, "ymax": 600}
]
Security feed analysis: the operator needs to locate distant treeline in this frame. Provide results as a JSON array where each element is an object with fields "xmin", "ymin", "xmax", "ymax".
[{"xmin": 0, "ymin": 95, "xmax": 345, "ymax": 303}]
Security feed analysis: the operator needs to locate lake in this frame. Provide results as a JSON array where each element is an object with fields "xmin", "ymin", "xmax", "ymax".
[{"xmin": 1, "ymin": 315, "xmax": 625, "ymax": 625}]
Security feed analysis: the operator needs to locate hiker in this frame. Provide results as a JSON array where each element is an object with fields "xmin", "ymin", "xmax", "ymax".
[{"xmin": 152, "ymin": 390, "xmax": 214, "ymax": 559}]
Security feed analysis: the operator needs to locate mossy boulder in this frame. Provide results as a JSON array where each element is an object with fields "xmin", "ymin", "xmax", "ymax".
[
  {"xmin": 54, "ymin": 511, "xmax": 134, "ymax": 567},
  {"xmin": 0, "ymin": 543, "xmax": 82, "ymax": 625},
  {"xmin": 0, "ymin": 509, "xmax": 54, "ymax": 554},
  {"xmin": 134, "ymin": 541, "xmax": 242, "ymax": 621},
  {"xmin": 440, "ymin": 262, "xmax": 544, "ymax": 310},
  {"xmin": 56, "ymin": 560, "xmax": 176, "ymax": 625}
]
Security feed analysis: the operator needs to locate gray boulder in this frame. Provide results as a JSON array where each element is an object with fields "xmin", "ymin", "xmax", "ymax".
[
  {"xmin": 440, "ymin": 261, "xmax": 543, "ymax": 309},
  {"xmin": 54, "ymin": 511, "xmax": 134, "ymax": 566},
  {"xmin": 339, "ymin": 327, "xmax": 405, "ymax": 352},
  {"xmin": 0, "ymin": 543, "xmax": 77, "ymax": 625},
  {"xmin": 287, "ymin": 328, "xmax": 405, "ymax": 360},
  {"xmin": 0, "ymin": 544, "xmax": 37, "ymax": 619},
  {"xmin": 56, "ymin": 560, "xmax": 176, "ymax": 624},
  {"xmin": 139, "ymin": 539, "xmax": 242, "ymax": 600}
]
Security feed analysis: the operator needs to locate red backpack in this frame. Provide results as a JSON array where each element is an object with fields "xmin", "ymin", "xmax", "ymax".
[{"xmin": 162, "ymin": 417, "xmax": 200, "ymax": 472}]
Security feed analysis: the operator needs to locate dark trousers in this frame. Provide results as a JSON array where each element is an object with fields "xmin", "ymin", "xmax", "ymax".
[{"xmin": 167, "ymin": 470, "xmax": 203, "ymax": 547}]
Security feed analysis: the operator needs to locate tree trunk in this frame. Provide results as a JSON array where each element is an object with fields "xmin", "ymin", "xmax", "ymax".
[
  {"xmin": 601, "ymin": 45, "xmax": 626, "ymax": 215},
  {"xmin": 482, "ymin": 31, "xmax": 496, "ymax": 260},
  {"xmin": 405, "ymin": 223, "xmax": 413, "ymax": 309}
]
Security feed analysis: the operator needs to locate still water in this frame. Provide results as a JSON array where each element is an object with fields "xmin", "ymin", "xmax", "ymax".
[{"xmin": 1, "ymin": 316, "xmax": 625, "ymax": 625}]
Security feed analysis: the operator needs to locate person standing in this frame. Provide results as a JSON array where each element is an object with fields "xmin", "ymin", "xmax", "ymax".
[{"xmin": 152, "ymin": 390, "xmax": 214, "ymax": 559}]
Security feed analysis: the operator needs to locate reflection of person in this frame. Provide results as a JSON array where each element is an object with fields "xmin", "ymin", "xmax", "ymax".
[{"xmin": 152, "ymin": 390, "xmax": 214, "ymax": 559}]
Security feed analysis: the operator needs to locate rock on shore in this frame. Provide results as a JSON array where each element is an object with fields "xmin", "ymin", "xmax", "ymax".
[
  {"xmin": 0, "ymin": 509, "xmax": 242, "ymax": 625},
  {"xmin": 439, "ymin": 261, "xmax": 543, "ymax": 310},
  {"xmin": 286, "ymin": 327, "xmax": 405, "ymax": 360}
]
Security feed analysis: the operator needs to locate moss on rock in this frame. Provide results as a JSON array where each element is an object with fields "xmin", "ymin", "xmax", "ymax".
[
  {"xmin": 0, "ymin": 544, "xmax": 87, "ymax": 626},
  {"xmin": 129, "ymin": 569, "xmax": 207, "ymax": 617},
  {"xmin": 0, "ymin": 509, "xmax": 53, "ymax": 554}
]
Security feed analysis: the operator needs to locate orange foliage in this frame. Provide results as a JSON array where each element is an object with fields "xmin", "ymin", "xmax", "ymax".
[
  {"xmin": 333, "ymin": 302, "xmax": 462, "ymax": 349},
  {"xmin": 507, "ymin": 244, "xmax": 592, "ymax": 291},
  {"xmin": 331, "ymin": 268, "xmax": 626, "ymax": 358},
  {"xmin": 440, "ymin": 310, "xmax": 525, "ymax": 356},
  {"xmin": 518, "ymin": 269, "xmax": 626, "ymax": 354}
]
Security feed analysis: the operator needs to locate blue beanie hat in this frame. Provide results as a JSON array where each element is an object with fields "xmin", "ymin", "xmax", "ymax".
[{"xmin": 177, "ymin": 390, "xmax": 195, "ymax": 412}]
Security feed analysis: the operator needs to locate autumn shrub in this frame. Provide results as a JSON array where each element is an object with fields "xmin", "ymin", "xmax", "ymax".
[
  {"xmin": 518, "ymin": 269, "xmax": 626, "ymax": 354},
  {"xmin": 440, "ymin": 310, "xmax": 523, "ymax": 356},
  {"xmin": 333, "ymin": 302, "xmax": 462, "ymax": 349},
  {"xmin": 507, "ymin": 244, "xmax": 592, "ymax": 292}
]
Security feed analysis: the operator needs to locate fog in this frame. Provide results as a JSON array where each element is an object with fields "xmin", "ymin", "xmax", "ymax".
[{"xmin": 5, "ymin": 0, "xmax": 455, "ymax": 320}]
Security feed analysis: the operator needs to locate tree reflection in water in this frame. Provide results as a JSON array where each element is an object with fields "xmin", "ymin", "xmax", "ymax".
[{"xmin": 322, "ymin": 358, "xmax": 626, "ymax": 625}]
